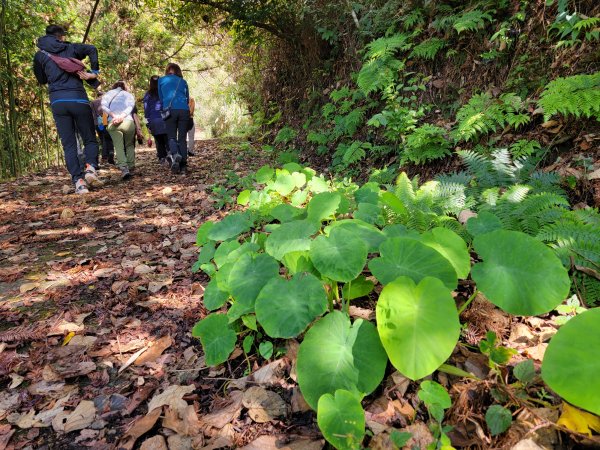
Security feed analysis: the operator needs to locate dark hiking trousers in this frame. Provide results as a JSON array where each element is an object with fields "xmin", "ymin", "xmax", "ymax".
[
  {"xmin": 98, "ymin": 127, "xmax": 114, "ymax": 161},
  {"xmin": 51, "ymin": 101, "xmax": 99, "ymax": 184},
  {"xmin": 154, "ymin": 134, "xmax": 168, "ymax": 160},
  {"xmin": 165, "ymin": 109, "xmax": 190, "ymax": 165}
]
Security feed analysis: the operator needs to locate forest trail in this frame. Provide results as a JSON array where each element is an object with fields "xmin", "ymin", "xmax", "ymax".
[{"xmin": 0, "ymin": 140, "xmax": 289, "ymax": 449}]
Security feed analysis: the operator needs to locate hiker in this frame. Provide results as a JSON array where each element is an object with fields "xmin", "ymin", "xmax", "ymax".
[
  {"xmin": 143, "ymin": 75, "xmax": 168, "ymax": 165},
  {"xmin": 91, "ymin": 92, "xmax": 115, "ymax": 165},
  {"xmin": 33, "ymin": 24, "xmax": 102, "ymax": 194},
  {"xmin": 158, "ymin": 63, "xmax": 190, "ymax": 174},
  {"xmin": 102, "ymin": 81, "xmax": 136, "ymax": 179},
  {"xmin": 187, "ymin": 96, "xmax": 196, "ymax": 157}
]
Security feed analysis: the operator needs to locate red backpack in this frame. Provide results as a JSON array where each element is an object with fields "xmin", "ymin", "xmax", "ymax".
[{"xmin": 41, "ymin": 50, "xmax": 85, "ymax": 74}]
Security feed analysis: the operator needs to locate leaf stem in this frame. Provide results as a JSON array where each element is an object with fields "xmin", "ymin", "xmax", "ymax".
[{"xmin": 458, "ymin": 289, "xmax": 479, "ymax": 315}]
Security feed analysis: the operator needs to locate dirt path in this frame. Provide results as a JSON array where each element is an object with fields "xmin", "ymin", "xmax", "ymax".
[{"xmin": 0, "ymin": 141, "xmax": 296, "ymax": 449}]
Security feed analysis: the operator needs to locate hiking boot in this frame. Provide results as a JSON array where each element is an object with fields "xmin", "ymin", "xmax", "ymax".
[
  {"xmin": 108, "ymin": 155, "xmax": 116, "ymax": 165},
  {"xmin": 75, "ymin": 179, "xmax": 89, "ymax": 194},
  {"xmin": 188, "ymin": 150, "xmax": 196, "ymax": 157},
  {"xmin": 120, "ymin": 166, "xmax": 131, "ymax": 180},
  {"xmin": 171, "ymin": 154, "xmax": 182, "ymax": 174},
  {"xmin": 84, "ymin": 164, "xmax": 103, "ymax": 187}
]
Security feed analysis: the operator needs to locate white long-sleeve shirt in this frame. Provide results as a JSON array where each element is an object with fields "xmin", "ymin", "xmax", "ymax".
[{"xmin": 101, "ymin": 88, "xmax": 135, "ymax": 122}]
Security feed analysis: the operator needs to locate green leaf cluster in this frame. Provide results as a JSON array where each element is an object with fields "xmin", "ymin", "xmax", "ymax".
[{"xmin": 187, "ymin": 162, "xmax": 600, "ymax": 446}]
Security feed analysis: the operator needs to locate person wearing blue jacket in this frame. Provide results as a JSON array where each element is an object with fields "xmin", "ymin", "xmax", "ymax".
[
  {"xmin": 158, "ymin": 63, "xmax": 189, "ymax": 174},
  {"xmin": 143, "ymin": 75, "xmax": 168, "ymax": 165},
  {"xmin": 33, "ymin": 25, "xmax": 102, "ymax": 194}
]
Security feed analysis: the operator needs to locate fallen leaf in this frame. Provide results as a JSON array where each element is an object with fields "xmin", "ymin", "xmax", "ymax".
[
  {"xmin": 111, "ymin": 280, "xmax": 129, "ymax": 294},
  {"xmin": 134, "ymin": 264, "xmax": 154, "ymax": 275},
  {"xmin": 557, "ymin": 402, "xmax": 600, "ymax": 437},
  {"xmin": 242, "ymin": 386, "xmax": 287, "ymax": 423},
  {"xmin": 148, "ymin": 385, "xmax": 195, "ymax": 414},
  {"xmin": 19, "ymin": 282, "xmax": 39, "ymax": 294},
  {"xmin": 118, "ymin": 346, "xmax": 149, "ymax": 374},
  {"xmin": 162, "ymin": 405, "xmax": 201, "ymax": 436},
  {"xmin": 93, "ymin": 268, "xmax": 118, "ymax": 278},
  {"xmin": 0, "ymin": 427, "xmax": 15, "ymax": 450},
  {"xmin": 229, "ymin": 359, "xmax": 287, "ymax": 390},
  {"xmin": 237, "ymin": 435, "xmax": 324, "ymax": 450},
  {"xmin": 63, "ymin": 400, "xmax": 96, "ymax": 432},
  {"xmin": 140, "ymin": 435, "xmax": 168, "ymax": 450},
  {"xmin": 200, "ymin": 436, "xmax": 233, "ymax": 450},
  {"xmin": 135, "ymin": 336, "xmax": 172, "ymax": 365},
  {"xmin": 198, "ymin": 391, "xmax": 243, "ymax": 430},
  {"xmin": 167, "ymin": 435, "xmax": 194, "ymax": 450},
  {"xmin": 119, "ymin": 408, "xmax": 162, "ymax": 450},
  {"xmin": 68, "ymin": 335, "xmax": 97, "ymax": 348},
  {"xmin": 8, "ymin": 374, "xmax": 24, "ymax": 389},
  {"xmin": 7, "ymin": 409, "xmax": 41, "ymax": 429},
  {"xmin": 60, "ymin": 208, "xmax": 75, "ymax": 220}
]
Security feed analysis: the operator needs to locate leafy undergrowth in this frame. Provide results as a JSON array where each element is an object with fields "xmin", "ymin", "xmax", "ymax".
[{"xmin": 0, "ymin": 141, "xmax": 599, "ymax": 450}]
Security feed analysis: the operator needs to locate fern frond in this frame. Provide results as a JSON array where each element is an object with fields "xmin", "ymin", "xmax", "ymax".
[
  {"xmin": 395, "ymin": 172, "xmax": 416, "ymax": 204},
  {"xmin": 539, "ymin": 73, "xmax": 600, "ymax": 121},
  {"xmin": 357, "ymin": 58, "xmax": 404, "ymax": 95},
  {"xmin": 453, "ymin": 10, "xmax": 494, "ymax": 34},
  {"xmin": 364, "ymin": 33, "xmax": 411, "ymax": 60},
  {"xmin": 501, "ymin": 184, "xmax": 530, "ymax": 203},
  {"xmin": 410, "ymin": 38, "xmax": 446, "ymax": 60}
]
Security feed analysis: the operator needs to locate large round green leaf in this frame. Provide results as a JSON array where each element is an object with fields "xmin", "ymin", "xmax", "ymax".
[
  {"xmin": 471, "ymin": 230, "xmax": 571, "ymax": 315},
  {"xmin": 265, "ymin": 220, "xmax": 318, "ymax": 260},
  {"xmin": 192, "ymin": 314, "xmax": 236, "ymax": 367},
  {"xmin": 196, "ymin": 221, "xmax": 214, "ymax": 246},
  {"xmin": 420, "ymin": 227, "xmax": 471, "ymax": 279},
  {"xmin": 466, "ymin": 211, "xmax": 502, "ymax": 236},
  {"xmin": 377, "ymin": 276, "xmax": 460, "ymax": 380},
  {"xmin": 296, "ymin": 311, "xmax": 387, "ymax": 410},
  {"xmin": 354, "ymin": 203, "xmax": 383, "ymax": 226},
  {"xmin": 282, "ymin": 251, "xmax": 318, "ymax": 275},
  {"xmin": 317, "ymin": 390, "xmax": 365, "ymax": 450},
  {"xmin": 203, "ymin": 278, "xmax": 229, "ymax": 311},
  {"xmin": 342, "ymin": 276, "xmax": 375, "ymax": 301},
  {"xmin": 274, "ymin": 172, "xmax": 295, "ymax": 196},
  {"xmin": 307, "ymin": 192, "xmax": 341, "ymax": 223},
  {"xmin": 255, "ymin": 165, "xmax": 274, "ymax": 183},
  {"xmin": 227, "ymin": 253, "xmax": 280, "ymax": 321},
  {"xmin": 255, "ymin": 273, "xmax": 327, "ymax": 338},
  {"xmin": 213, "ymin": 240, "xmax": 241, "ymax": 268},
  {"xmin": 542, "ymin": 308, "xmax": 600, "ymax": 415},
  {"xmin": 207, "ymin": 212, "xmax": 252, "ymax": 241},
  {"xmin": 310, "ymin": 228, "xmax": 368, "ymax": 282},
  {"xmin": 271, "ymin": 203, "xmax": 305, "ymax": 223},
  {"xmin": 369, "ymin": 237, "xmax": 458, "ymax": 289},
  {"xmin": 326, "ymin": 219, "xmax": 386, "ymax": 253}
]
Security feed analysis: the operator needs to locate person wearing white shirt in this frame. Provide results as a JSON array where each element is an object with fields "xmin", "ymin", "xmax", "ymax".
[{"xmin": 102, "ymin": 81, "xmax": 136, "ymax": 179}]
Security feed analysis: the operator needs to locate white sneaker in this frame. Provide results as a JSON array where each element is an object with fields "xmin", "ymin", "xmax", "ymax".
[
  {"xmin": 84, "ymin": 164, "xmax": 103, "ymax": 187},
  {"xmin": 75, "ymin": 178, "xmax": 89, "ymax": 194}
]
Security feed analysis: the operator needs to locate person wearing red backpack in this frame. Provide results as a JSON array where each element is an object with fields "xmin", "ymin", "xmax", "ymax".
[{"xmin": 33, "ymin": 25, "xmax": 103, "ymax": 194}]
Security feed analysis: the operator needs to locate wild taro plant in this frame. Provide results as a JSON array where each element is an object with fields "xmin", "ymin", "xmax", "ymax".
[{"xmin": 191, "ymin": 163, "xmax": 599, "ymax": 449}]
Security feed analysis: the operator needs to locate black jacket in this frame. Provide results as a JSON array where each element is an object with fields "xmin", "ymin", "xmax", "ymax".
[{"xmin": 33, "ymin": 35, "xmax": 100, "ymax": 103}]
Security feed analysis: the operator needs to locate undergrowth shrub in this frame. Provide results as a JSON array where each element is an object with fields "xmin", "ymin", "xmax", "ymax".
[
  {"xmin": 400, "ymin": 124, "xmax": 451, "ymax": 165},
  {"xmin": 538, "ymin": 72, "xmax": 600, "ymax": 121}
]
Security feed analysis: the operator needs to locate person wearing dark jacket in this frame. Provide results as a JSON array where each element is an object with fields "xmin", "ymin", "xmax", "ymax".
[
  {"xmin": 143, "ymin": 75, "xmax": 168, "ymax": 165},
  {"xmin": 33, "ymin": 25, "xmax": 102, "ymax": 194},
  {"xmin": 158, "ymin": 63, "xmax": 190, "ymax": 174}
]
